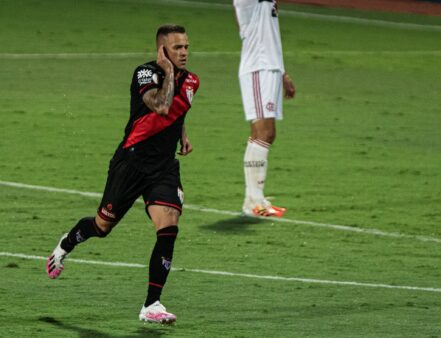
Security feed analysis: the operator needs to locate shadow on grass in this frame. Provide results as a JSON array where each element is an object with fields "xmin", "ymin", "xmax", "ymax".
[
  {"xmin": 200, "ymin": 216, "xmax": 264, "ymax": 233},
  {"xmin": 38, "ymin": 316, "xmax": 170, "ymax": 337}
]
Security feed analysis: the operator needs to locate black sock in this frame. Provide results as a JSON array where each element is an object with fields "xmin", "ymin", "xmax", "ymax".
[
  {"xmin": 60, "ymin": 217, "xmax": 109, "ymax": 253},
  {"xmin": 145, "ymin": 225, "xmax": 179, "ymax": 307}
]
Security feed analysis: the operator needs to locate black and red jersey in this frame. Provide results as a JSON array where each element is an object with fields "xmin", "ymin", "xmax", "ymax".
[{"xmin": 113, "ymin": 61, "xmax": 199, "ymax": 176}]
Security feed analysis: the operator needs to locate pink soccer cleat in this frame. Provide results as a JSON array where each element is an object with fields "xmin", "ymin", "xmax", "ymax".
[
  {"xmin": 139, "ymin": 301, "xmax": 177, "ymax": 324},
  {"xmin": 46, "ymin": 233, "xmax": 68, "ymax": 279}
]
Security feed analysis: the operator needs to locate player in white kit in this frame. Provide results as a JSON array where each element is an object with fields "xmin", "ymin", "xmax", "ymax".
[{"xmin": 234, "ymin": 0, "xmax": 296, "ymax": 217}]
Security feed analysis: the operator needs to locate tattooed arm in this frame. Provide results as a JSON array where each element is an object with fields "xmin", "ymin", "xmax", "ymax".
[{"xmin": 142, "ymin": 46, "xmax": 174, "ymax": 115}]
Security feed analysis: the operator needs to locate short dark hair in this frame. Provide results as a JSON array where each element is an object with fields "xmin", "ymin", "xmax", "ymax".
[{"xmin": 156, "ymin": 24, "xmax": 186, "ymax": 41}]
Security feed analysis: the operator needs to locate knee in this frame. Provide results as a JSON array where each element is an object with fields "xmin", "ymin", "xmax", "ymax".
[
  {"xmin": 94, "ymin": 215, "xmax": 117, "ymax": 237},
  {"xmin": 252, "ymin": 124, "xmax": 276, "ymax": 144},
  {"xmin": 256, "ymin": 130, "xmax": 276, "ymax": 144},
  {"xmin": 264, "ymin": 130, "xmax": 276, "ymax": 144}
]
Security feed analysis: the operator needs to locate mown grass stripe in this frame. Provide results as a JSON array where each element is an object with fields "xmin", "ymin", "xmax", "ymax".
[
  {"xmin": 1, "ymin": 180, "xmax": 440, "ymax": 243},
  {"xmin": 1, "ymin": 252, "xmax": 440, "ymax": 293}
]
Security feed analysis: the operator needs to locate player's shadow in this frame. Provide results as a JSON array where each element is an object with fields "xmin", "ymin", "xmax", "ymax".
[
  {"xmin": 38, "ymin": 316, "xmax": 168, "ymax": 337},
  {"xmin": 201, "ymin": 215, "xmax": 264, "ymax": 233}
]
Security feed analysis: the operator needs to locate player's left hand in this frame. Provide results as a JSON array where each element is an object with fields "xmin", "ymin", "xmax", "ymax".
[
  {"xmin": 283, "ymin": 73, "xmax": 296, "ymax": 99},
  {"xmin": 178, "ymin": 136, "xmax": 193, "ymax": 156}
]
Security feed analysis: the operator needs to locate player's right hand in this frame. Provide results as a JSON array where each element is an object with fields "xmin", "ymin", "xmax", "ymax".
[
  {"xmin": 283, "ymin": 73, "xmax": 296, "ymax": 99},
  {"xmin": 157, "ymin": 45, "xmax": 174, "ymax": 74}
]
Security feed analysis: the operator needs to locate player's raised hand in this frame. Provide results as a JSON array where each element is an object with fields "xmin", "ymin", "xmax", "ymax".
[
  {"xmin": 283, "ymin": 73, "xmax": 296, "ymax": 99},
  {"xmin": 157, "ymin": 45, "xmax": 174, "ymax": 74}
]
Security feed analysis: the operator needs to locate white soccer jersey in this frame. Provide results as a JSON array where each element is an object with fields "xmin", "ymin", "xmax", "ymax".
[{"xmin": 234, "ymin": 0, "xmax": 285, "ymax": 75}]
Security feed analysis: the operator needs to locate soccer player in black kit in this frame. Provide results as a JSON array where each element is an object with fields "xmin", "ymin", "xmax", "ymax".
[{"xmin": 46, "ymin": 24, "xmax": 199, "ymax": 324}]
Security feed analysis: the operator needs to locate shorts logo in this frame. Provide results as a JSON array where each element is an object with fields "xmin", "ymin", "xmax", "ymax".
[
  {"xmin": 100, "ymin": 206, "xmax": 116, "ymax": 219},
  {"xmin": 266, "ymin": 102, "xmax": 275, "ymax": 112},
  {"xmin": 137, "ymin": 68, "xmax": 155, "ymax": 86},
  {"xmin": 177, "ymin": 187, "xmax": 184, "ymax": 204},
  {"xmin": 107, "ymin": 203, "xmax": 113, "ymax": 211}
]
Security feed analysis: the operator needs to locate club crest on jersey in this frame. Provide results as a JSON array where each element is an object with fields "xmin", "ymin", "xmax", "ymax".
[
  {"xmin": 137, "ymin": 68, "xmax": 154, "ymax": 86},
  {"xmin": 186, "ymin": 86, "xmax": 194, "ymax": 103}
]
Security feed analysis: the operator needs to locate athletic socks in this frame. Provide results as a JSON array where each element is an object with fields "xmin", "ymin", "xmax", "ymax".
[
  {"xmin": 60, "ymin": 217, "xmax": 108, "ymax": 253},
  {"xmin": 145, "ymin": 225, "xmax": 179, "ymax": 307},
  {"xmin": 243, "ymin": 137, "xmax": 270, "ymax": 205}
]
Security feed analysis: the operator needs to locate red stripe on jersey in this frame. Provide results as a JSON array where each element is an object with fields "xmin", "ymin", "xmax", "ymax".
[{"xmin": 123, "ymin": 72, "xmax": 199, "ymax": 148}]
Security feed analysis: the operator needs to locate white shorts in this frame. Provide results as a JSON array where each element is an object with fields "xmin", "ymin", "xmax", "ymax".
[{"xmin": 239, "ymin": 70, "xmax": 283, "ymax": 121}]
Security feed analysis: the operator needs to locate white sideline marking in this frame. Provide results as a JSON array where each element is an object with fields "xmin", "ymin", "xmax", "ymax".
[
  {"xmin": 1, "ymin": 180, "xmax": 440, "ymax": 244},
  {"xmin": 105, "ymin": 0, "xmax": 441, "ymax": 32},
  {"xmin": 1, "ymin": 50, "xmax": 441, "ymax": 59},
  {"xmin": 1, "ymin": 252, "xmax": 440, "ymax": 293}
]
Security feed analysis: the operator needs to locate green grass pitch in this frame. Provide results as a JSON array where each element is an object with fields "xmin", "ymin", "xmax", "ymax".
[{"xmin": 1, "ymin": 0, "xmax": 441, "ymax": 336}]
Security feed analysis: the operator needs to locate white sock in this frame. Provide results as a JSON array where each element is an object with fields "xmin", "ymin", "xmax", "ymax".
[{"xmin": 243, "ymin": 137, "xmax": 270, "ymax": 206}]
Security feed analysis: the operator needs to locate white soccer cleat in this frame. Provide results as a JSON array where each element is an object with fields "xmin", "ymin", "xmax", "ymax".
[
  {"xmin": 46, "ymin": 233, "xmax": 68, "ymax": 279},
  {"xmin": 242, "ymin": 197, "xmax": 255, "ymax": 216},
  {"xmin": 139, "ymin": 301, "xmax": 177, "ymax": 324}
]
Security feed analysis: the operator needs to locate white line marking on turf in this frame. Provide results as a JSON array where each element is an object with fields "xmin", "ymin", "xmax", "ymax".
[
  {"xmin": 1, "ymin": 252, "xmax": 440, "ymax": 293},
  {"xmin": 1, "ymin": 180, "xmax": 440, "ymax": 244},
  {"xmin": 105, "ymin": 0, "xmax": 441, "ymax": 32},
  {"xmin": 1, "ymin": 50, "xmax": 441, "ymax": 59}
]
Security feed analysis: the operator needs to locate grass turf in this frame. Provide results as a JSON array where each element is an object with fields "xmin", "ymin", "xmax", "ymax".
[{"xmin": 1, "ymin": 0, "xmax": 441, "ymax": 337}]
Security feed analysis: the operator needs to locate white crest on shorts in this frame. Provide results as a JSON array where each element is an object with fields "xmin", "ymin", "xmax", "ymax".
[{"xmin": 177, "ymin": 187, "xmax": 184, "ymax": 204}]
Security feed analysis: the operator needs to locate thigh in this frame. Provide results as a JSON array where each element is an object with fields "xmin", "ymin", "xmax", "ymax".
[
  {"xmin": 143, "ymin": 160, "xmax": 184, "ymax": 221},
  {"xmin": 98, "ymin": 159, "xmax": 146, "ymax": 222}
]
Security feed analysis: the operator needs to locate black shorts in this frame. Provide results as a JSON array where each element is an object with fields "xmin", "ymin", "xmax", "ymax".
[{"xmin": 97, "ymin": 158, "xmax": 184, "ymax": 222}]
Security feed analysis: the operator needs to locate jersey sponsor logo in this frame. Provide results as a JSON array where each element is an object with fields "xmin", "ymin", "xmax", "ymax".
[{"xmin": 137, "ymin": 68, "xmax": 156, "ymax": 86}]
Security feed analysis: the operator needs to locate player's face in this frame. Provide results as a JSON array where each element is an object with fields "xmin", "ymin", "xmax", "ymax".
[{"xmin": 163, "ymin": 33, "xmax": 189, "ymax": 69}]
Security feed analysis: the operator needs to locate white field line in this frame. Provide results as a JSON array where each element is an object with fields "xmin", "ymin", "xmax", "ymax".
[
  {"xmin": 1, "ymin": 252, "xmax": 440, "ymax": 293},
  {"xmin": 103, "ymin": 0, "xmax": 441, "ymax": 32},
  {"xmin": 1, "ymin": 50, "xmax": 441, "ymax": 59},
  {"xmin": 1, "ymin": 180, "xmax": 440, "ymax": 244}
]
